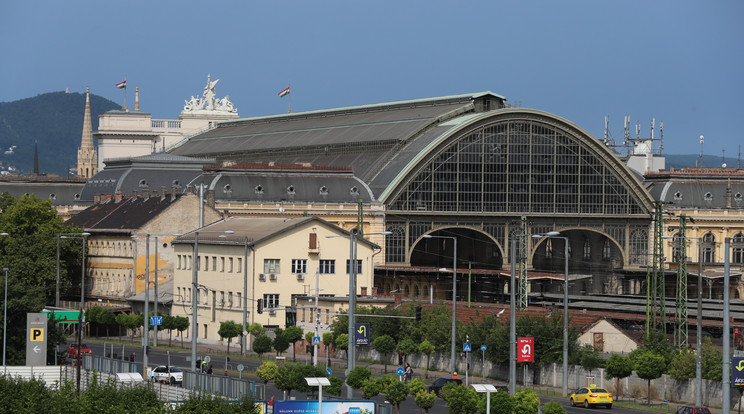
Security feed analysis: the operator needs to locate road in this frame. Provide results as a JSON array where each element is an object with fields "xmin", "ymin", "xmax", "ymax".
[{"xmin": 77, "ymin": 340, "xmax": 661, "ymax": 413}]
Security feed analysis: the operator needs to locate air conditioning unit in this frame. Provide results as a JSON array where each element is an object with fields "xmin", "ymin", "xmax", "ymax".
[
  {"xmin": 269, "ymin": 273, "xmax": 277, "ymax": 280},
  {"xmin": 258, "ymin": 273, "xmax": 266, "ymax": 281},
  {"xmin": 296, "ymin": 273, "xmax": 305, "ymax": 280}
]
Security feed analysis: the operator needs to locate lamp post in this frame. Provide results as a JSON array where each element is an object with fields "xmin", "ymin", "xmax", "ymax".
[
  {"xmin": 422, "ymin": 234, "xmax": 458, "ymax": 375},
  {"xmin": 510, "ymin": 238, "xmax": 517, "ymax": 395},
  {"xmin": 723, "ymin": 237, "xmax": 732, "ymax": 413},
  {"xmin": 533, "ymin": 232, "xmax": 569, "ymax": 397},
  {"xmin": 61, "ymin": 232, "xmax": 90, "ymax": 392},
  {"xmin": 327, "ymin": 230, "xmax": 390, "ymax": 399}
]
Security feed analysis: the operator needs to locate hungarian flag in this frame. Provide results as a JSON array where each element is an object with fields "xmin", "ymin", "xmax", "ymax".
[
  {"xmin": 278, "ymin": 86, "xmax": 290, "ymax": 97},
  {"xmin": 116, "ymin": 80, "xmax": 127, "ymax": 89}
]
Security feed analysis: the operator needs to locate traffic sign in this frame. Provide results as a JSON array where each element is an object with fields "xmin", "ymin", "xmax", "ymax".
[
  {"xmin": 733, "ymin": 357, "xmax": 744, "ymax": 387},
  {"xmin": 312, "ymin": 336, "xmax": 321, "ymax": 346},
  {"xmin": 396, "ymin": 367, "xmax": 405, "ymax": 376},
  {"xmin": 463, "ymin": 343, "xmax": 472, "ymax": 352},
  {"xmin": 355, "ymin": 323, "xmax": 370, "ymax": 345},
  {"xmin": 518, "ymin": 337, "xmax": 534, "ymax": 362},
  {"xmin": 26, "ymin": 313, "xmax": 47, "ymax": 366},
  {"xmin": 326, "ymin": 368, "xmax": 332, "ymax": 376},
  {"xmin": 150, "ymin": 316, "xmax": 162, "ymax": 326},
  {"xmin": 481, "ymin": 344, "xmax": 487, "ymax": 351},
  {"xmin": 237, "ymin": 364, "xmax": 244, "ymax": 372}
]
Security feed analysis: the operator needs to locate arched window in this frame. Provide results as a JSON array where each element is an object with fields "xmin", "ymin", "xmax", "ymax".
[
  {"xmin": 671, "ymin": 233, "xmax": 681, "ymax": 263},
  {"xmin": 702, "ymin": 233, "xmax": 716, "ymax": 264},
  {"xmin": 583, "ymin": 238, "xmax": 591, "ymax": 260},
  {"xmin": 629, "ymin": 228, "xmax": 649, "ymax": 265},
  {"xmin": 385, "ymin": 225, "xmax": 406, "ymax": 263},
  {"xmin": 733, "ymin": 233, "xmax": 744, "ymax": 264},
  {"xmin": 602, "ymin": 239, "xmax": 612, "ymax": 261},
  {"xmin": 545, "ymin": 239, "xmax": 553, "ymax": 260}
]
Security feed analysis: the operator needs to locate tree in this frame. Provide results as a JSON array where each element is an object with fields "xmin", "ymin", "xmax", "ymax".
[
  {"xmin": 172, "ymin": 316, "xmax": 190, "ymax": 348},
  {"xmin": 418, "ymin": 339, "xmax": 435, "ymax": 378},
  {"xmin": 0, "ymin": 194, "xmax": 84, "ymax": 364},
  {"xmin": 511, "ymin": 388, "xmax": 540, "ymax": 414},
  {"xmin": 335, "ymin": 334, "xmax": 349, "ymax": 359},
  {"xmin": 217, "ymin": 320, "xmax": 241, "ymax": 354},
  {"xmin": 604, "ymin": 353, "xmax": 634, "ymax": 396},
  {"xmin": 116, "ymin": 314, "xmax": 139, "ymax": 343},
  {"xmin": 668, "ymin": 350, "xmax": 696, "ymax": 380},
  {"xmin": 383, "ymin": 378, "xmax": 409, "ymax": 414},
  {"xmin": 702, "ymin": 337, "xmax": 723, "ymax": 381},
  {"xmin": 283, "ymin": 326, "xmax": 304, "ymax": 362},
  {"xmin": 256, "ymin": 362, "xmax": 279, "ymax": 388},
  {"xmin": 482, "ymin": 391, "xmax": 512, "ymax": 414},
  {"xmin": 542, "ymin": 401, "xmax": 567, "ymax": 414},
  {"xmin": 408, "ymin": 377, "xmax": 426, "ymax": 397},
  {"xmin": 415, "ymin": 390, "xmax": 437, "ymax": 414},
  {"xmin": 98, "ymin": 309, "xmax": 116, "ymax": 337},
  {"xmin": 443, "ymin": 384, "xmax": 478, "ymax": 414},
  {"xmin": 46, "ymin": 313, "xmax": 67, "ymax": 364},
  {"xmin": 398, "ymin": 338, "xmax": 418, "ymax": 362},
  {"xmin": 322, "ymin": 332, "xmax": 334, "ymax": 366},
  {"xmin": 579, "ymin": 345, "xmax": 604, "ymax": 381},
  {"xmin": 634, "ymin": 351, "xmax": 666, "ymax": 405},
  {"xmin": 373, "ymin": 335, "xmax": 396, "ymax": 372},
  {"xmin": 272, "ymin": 329, "xmax": 290, "ymax": 355},
  {"xmin": 253, "ymin": 335, "xmax": 273, "ymax": 357},
  {"xmin": 161, "ymin": 315, "xmax": 175, "ymax": 346},
  {"xmin": 345, "ymin": 366, "xmax": 372, "ymax": 391},
  {"xmin": 361, "ymin": 377, "xmax": 385, "ymax": 399}
]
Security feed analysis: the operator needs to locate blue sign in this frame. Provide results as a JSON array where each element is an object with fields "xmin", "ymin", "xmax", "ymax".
[
  {"xmin": 396, "ymin": 367, "xmax": 405, "ymax": 376},
  {"xmin": 355, "ymin": 323, "xmax": 370, "ymax": 345},
  {"xmin": 312, "ymin": 336, "xmax": 321, "ymax": 345},
  {"xmin": 481, "ymin": 344, "xmax": 487, "ymax": 351},
  {"xmin": 326, "ymin": 368, "xmax": 332, "ymax": 376},
  {"xmin": 150, "ymin": 316, "xmax": 162, "ymax": 326},
  {"xmin": 733, "ymin": 357, "xmax": 744, "ymax": 387},
  {"xmin": 273, "ymin": 401, "xmax": 376, "ymax": 414},
  {"xmin": 463, "ymin": 343, "xmax": 472, "ymax": 352}
]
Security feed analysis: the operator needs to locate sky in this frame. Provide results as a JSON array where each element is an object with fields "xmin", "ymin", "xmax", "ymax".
[{"xmin": 1, "ymin": 0, "xmax": 742, "ymax": 157}]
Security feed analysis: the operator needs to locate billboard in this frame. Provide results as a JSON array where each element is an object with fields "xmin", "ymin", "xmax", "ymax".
[{"xmin": 273, "ymin": 400, "xmax": 375, "ymax": 414}]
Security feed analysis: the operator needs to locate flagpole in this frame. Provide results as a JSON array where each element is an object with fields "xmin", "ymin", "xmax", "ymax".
[
  {"xmin": 123, "ymin": 74, "xmax": 128, "ymax": 111},
  {"xmin": 288, "ymin": 80, "xmax": 291, "ymax": 113}
]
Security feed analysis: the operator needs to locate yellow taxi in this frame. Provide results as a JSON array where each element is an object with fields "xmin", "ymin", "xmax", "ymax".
[{"xmin": 569, "ymin": 384, "xmax": 613, "ymax": 409}]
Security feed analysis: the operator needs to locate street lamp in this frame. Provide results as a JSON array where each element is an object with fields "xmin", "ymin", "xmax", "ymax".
[
  {"xmin": 327, "ymin": 229, "xmax": 390, "ymax": 399},
  {"xmin": 61, "ymin": 232, "xmax": 90, "ymax": 392},
  {"xmin": 422, "ymin": 234, "xmax": 458, "ymax": 375},
  {"xmin": 723, "ymin": 237, "xmax": 732, "ymax": 413},
  {"xmin": 533, "ymin": 232, "xmax": 569, "ymax": 397}
]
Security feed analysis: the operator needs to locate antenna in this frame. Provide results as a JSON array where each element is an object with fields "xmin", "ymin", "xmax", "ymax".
[
  {"xmin": 636, "ymin": 122, "xmax": 641, "ymax": 140},
  {"xmin": 722, "ymin": 149, "xmax": 726, "ymax": 168},
  {"xmin": 659, "ymin": 121, "xmax": 664, "ymax": 152},
  {"xmin": 624, "ymin": 115, "xmax": 630, "ymax": 145},
  {"xmin": 650, "ymin": 118, "xmax": 655, "ymax": 140},
  {"xmin": 604, "ymin": 115, "xmax": 609, "ymax": 143}
]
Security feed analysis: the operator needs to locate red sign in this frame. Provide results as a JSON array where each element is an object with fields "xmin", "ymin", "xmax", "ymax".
[{"xmin": 518, "ymin": 337, "xmax": 534, "ymax": 362}]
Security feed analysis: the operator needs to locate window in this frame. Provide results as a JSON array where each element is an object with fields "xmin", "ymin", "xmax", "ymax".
[
  {"xmin": 583, "ymin": 238, "xmax": 591, "ymax": 260},
  {"xmin": 733, "ymin": 233, "xmax": 744, "ymax": 264},
  {"xmin": 237, "ymin": 257, "xmax": 242, "ymax": 273},
  {"xmin": 228, "ymin": 257, "xmax": 233, "ymax": 272},
  {"xmin": 237, "ymin": 292, "xmax": 242, "ymax": 308},
  {"xmin": 602, "ymin": 239, "xmax": 612, "ymax": 261},
  {"xmin": 228, "ymin": 292, "xmax": 233, "ymax": 307},
  {"xmin": 319, "ymin": 259, "xmax": 335, "ymax": 274},
  {"xmin": 220, "ymin": 257, "xmax": 225, "ymax": 272},
  {"xmin": 291, "ymin": 259, "xmax": 307, "ymax": 274},
  {"xmin": 670, "ymin": 233, "xmax": 681, "ymax": 262},
  {"xmin": 702, "ymin": 233, "xmax": 716, "ymax": 264},
  {"xmin": 263, "ymin": 294, "xmax": 279, "ymax": 309},
  {"xmin": 264, "ymin": 259, "xmax": 280, "ymax": 274},
  {"xmin": 212, "ymin": 256, "xmax": 217, "ymax": 271},
  {"xmin": 346, "ymin": 259, "xmax": 363, "ymax": 274}
]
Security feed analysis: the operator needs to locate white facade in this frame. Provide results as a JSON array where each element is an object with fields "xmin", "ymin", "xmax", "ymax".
[
  {"xmin": 170, "ymin": 217, "xmax": 377, "ymax": 344},
  {"xmin": 577, "ymin": 319, "xmax": 638, "ymax": 354}
]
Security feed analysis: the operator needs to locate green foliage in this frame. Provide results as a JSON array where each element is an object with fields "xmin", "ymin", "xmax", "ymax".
[
  {"xmin": 325, "ymin": 375, "xmax": 343, "ymax": 396},
  {"xmin": 701, "ymin": 337, "xmax": 722, "ymax": 381},
  {"xmin": 511, "ymin": 388, "xmax": 540, "ymax": 414},
  {"xmin": 335, "ymin": 334, "xmax": 348, "ymax": 351},
  {"xmin": 482, "ymin": 391, "xmax": 512, "ymax": 414},
  {"xmin": 175, "ymin": 391, "xmax": 260, "ymax": 413},
  {"xmin": 305, "ymin": 331, "xmax": 314, "ymax": 342},
  {"xmin": 408, "ymin": 377, "xmax": 426, "ymax": 396},
  {"xmin": 172, "ymin": 315, "xmax": 190, "ymax": 348},
  {"xmin": 284, "ymin": 326, "xmax": 304, "ymax": 362},
  {"xmin": 485, "ymin": 313, "xmax": 579, "ymax": 367},
  {"xmin": 372, "ymin": 334, "xmax": 396, "ymax": 371},
  {"xmin": 45, "ymin": 314, "xmax": 67, "ymax": 364},
  {"xmin": 256, "ymin": 362, "xmax": 279, "ymax": 385},
  {"xmin": 345, "ymin": 366, "xmax": 372, "ymax": 390},
  {"xmin": 253, "ymin": 334, "xmax": 273, "ymax": 356},
  {"xmin": 382, "ymin": 379, "xmax": 409, "ymax": 412},
  {"xmin": 579, "ymin": 345, "xmax": 604, "ymax": 375},
  {"xmin": 542, "ymin": 400, "xmax": 567, "ymax": 414},
  {"xmin": 440, "ymin": 380, "xmax": 461, "ymax": 401},
  {"xmin": 397, "ymin": 338, "xmax": 417, "ymax": 356},
  {"xmin": 634, "ymin": 350, "xmax": 667, "ymax": 404},
  {"xmin": 419, "ymin": 338, "xmax": 435, "ymax": 378},
  {"xmin": 272, "ymin": 329, "xmax": 290, "ymax": 355},
  {"xmin": 414, "ymin": 390, "xmax": 437, "ymax": 413},
  {"xmin": 669, "ymin": 349, "xmax": 696, "ymax": 380},
  {"xmin": 361, "ymin": 377, "xmax": 385, "ymax": 399},
  {"xmin": 248, "ymin": 322, "xmax": 265, "ymax": 337},
  {"xmin": 443, "ymin": 384, "xmax": 478, "ymax": 414},
  {"xmin": 633, "ymin": 330, "xmax": 673, "ymax": 367},
  {"xmin": 218, "ymin": 320, "xmax": 242, "ymax": 354},
  {"xmin": 605, "ymin": 353, "xmax": 634, "ymax": 396}
]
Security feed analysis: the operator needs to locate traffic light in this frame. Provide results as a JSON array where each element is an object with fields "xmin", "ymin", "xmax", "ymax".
[
  {"xmin": 398, "ymin": 353, "xmax": 404, "ymax": 365},
  {"xmin": 285, "ymin": 307, "xmax": 296, "ymax": 327},
  {"xmin": 257, "ymin": 299, "xmax": 263, "ymax": 314},
  {"xmin": 415, "ymin": 306, "xmax": 422, "ymax": 321}
]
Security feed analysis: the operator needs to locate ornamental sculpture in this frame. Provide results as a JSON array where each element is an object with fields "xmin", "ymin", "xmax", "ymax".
[{"xmin": 183, "ymin": 74, "xmax": 237, "ymax": 114}]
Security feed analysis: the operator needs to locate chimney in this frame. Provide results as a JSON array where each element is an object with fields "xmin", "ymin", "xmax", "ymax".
[
  {"xmin": 171, "ymin": 184, "xmax": 180, "ymax": 201},
  {"xmin": 135, "ymin": 86, "xmax": 140, "ymax": 112},
  {"xmin": 132, "ymin": 190, "xmax": 138, "ymax": 199},
  {"xmin": 114, "ymin": 190, "xmax": 123, "ymax": 202},
  {"xmin": 161, "ymin": 186, "xmax": 167, "ymax": 200}
]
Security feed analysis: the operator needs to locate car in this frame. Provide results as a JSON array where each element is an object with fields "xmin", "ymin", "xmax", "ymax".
[
  {"xmin": 427, "ymin": 377, "xmax": 463, "ymax": 396},
  {"xmin": 67, "ymin": 343, "xmax": 91, "ymax": 358},
  {"xmin": 151, "ymin": 365, "xmax": 183, "ymax": 385},
  {"xmin": 493, "ymin": 384, "xmax": 509, "ymax": 394},
  {"xmin": 674, "ymin": 407, "xmax": 711, "ymax": 414},
  {"xmin": 569, "ymin": 384, "xmax": 613, "ymax": 408}
]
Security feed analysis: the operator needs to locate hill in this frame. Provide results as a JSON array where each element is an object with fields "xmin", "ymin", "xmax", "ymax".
[{"xmin": 0, "ymin": 91, "xmax": 120, "ymax": 176}]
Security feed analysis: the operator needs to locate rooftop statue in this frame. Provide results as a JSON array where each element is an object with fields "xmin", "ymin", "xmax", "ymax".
[{"xmin": 182, "ymin": 74, "xmax": 237, "ymax": 114}]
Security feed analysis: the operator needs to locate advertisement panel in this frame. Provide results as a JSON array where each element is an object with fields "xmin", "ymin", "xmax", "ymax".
[{"xmin": 273, "ymin": 400, "xmax": 375, "ymax": 414}]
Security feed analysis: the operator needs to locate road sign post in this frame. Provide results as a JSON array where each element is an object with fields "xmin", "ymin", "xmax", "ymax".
[
  {"xmin": 355, "ymin": 323, "xmax": 370, "ymax": 345},
  {"xmin": 26, "ymin": 313, "xmax": 47, "ymax": 366}
]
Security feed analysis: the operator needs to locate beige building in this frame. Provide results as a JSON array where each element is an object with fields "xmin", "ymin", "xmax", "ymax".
[
  {"xmin": 578, "ymin": 318, "xmax": 639, "ymax": 354},
  {"xmin": 170, "ymin": 216, "xmax": 379, "ymax": 344}
]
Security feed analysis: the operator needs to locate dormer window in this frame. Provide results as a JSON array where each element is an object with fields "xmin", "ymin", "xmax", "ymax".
[
  {"xmin": 673, "ymin": 191, "xmax": 683, "ymax": 201},
  {"xmin": 255, "ymin": 185, "xmax": 263, "ymax": 195},
  {"xmin": 735, "ymin": 192, "xmax": 743, "ymax": 203},
  {"xmin": 223, "ymin": 184, "xmax": 232, "ymax": 194},
  {"xmin": 704, "ymin": 192, "xmax": 713, "ymax": 202},
  {"xmin": 350, "ymin": 186, "xmax": 359, "ymax": 196},
  {"xmin": 139, "ymin": 179, "xmax": 148, "ymax": 187},
  {"xmin": 287, "ymin": 185, "xmax": 296, "ymax": 195},
  {"xmin": 319, "ymin": 186, "xmax": 328, "ymax": 196}
]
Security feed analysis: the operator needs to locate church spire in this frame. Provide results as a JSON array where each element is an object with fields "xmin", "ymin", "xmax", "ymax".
[{"xmin": 77, "ymin": 86, "xmax": 97, "ymax": 179}]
